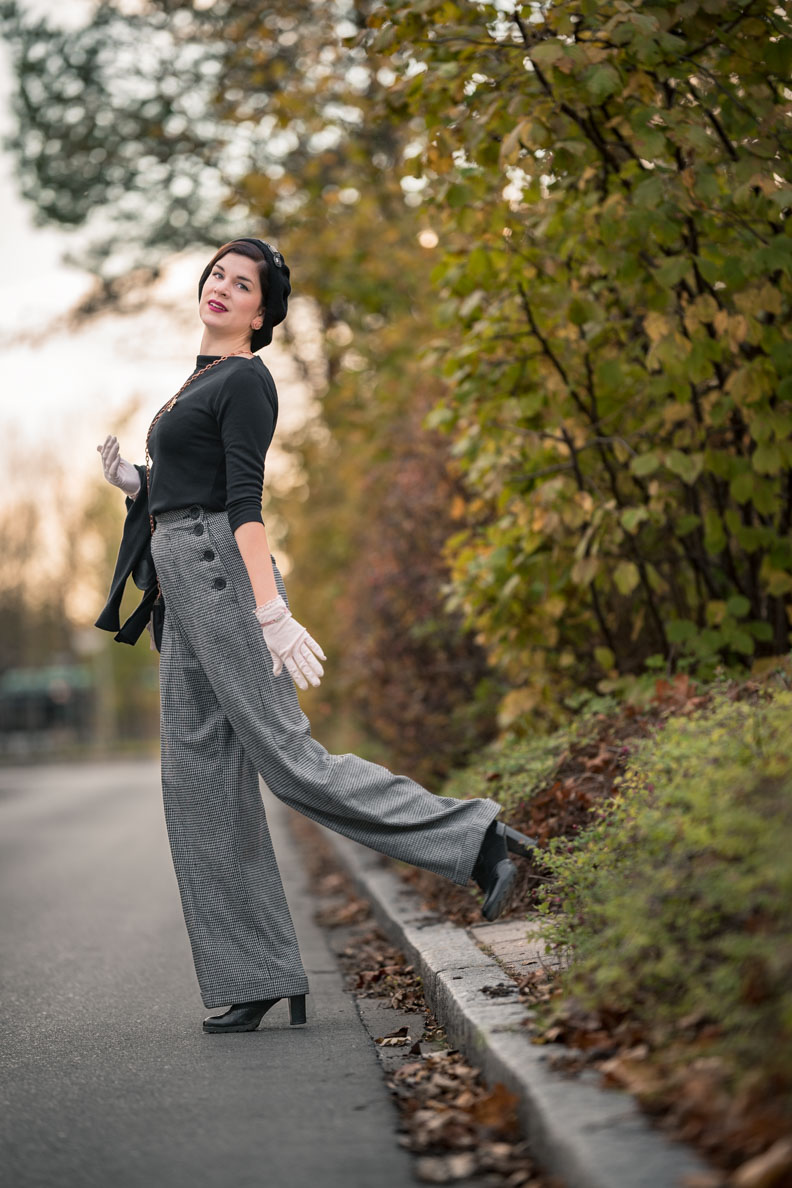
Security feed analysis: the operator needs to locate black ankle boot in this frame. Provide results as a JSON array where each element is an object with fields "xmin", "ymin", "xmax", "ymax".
[
  {"xmin": 203, "ymin": 994, "xmax": 307, "ymax": 1033},
  {"xmin": 472, "ymin": 821, "xmax": 517, "ymax": 922}
]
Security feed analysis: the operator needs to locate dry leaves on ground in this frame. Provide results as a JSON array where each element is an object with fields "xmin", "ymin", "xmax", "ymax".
[
  {"xmin": 291, "ymin": 811, "xmax": 564, "ymax": 1187},
  {"xmin": 389, "ymin": 1050, "xmax": 561, "ymax": 1186},
  {"xmin": 518, "ymin": 969, "xmax": 792, "ymax": 1184}
]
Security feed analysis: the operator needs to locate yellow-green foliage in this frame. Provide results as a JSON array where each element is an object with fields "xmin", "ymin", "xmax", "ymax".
[
  {"xmin": 442, "ymin": 698, "xmax": 621, "ymax": 810},
  {"xmin": 376, "ymin": 0, "xmax": 792, "ymax": 722},
  {"xmin": 541, "ymin": 690, "xmax": 792, "ymax": 1095}
]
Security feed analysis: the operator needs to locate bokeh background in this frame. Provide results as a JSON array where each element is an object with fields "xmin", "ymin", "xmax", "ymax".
[
  {"xmin": 0, "ymin": 0, "xmax": 326, "ymax": 763},
  {"xmin": 1, "ymin": 0, "xmax": 790, "ymax": 790}
]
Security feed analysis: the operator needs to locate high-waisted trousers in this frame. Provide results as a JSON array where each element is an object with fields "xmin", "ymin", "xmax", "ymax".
[{"xmin": 150, "ymin": 504, "xmax": 502, "ymax": 1009}]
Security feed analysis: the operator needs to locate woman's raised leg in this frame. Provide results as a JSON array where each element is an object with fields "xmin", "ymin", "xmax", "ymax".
[{"xmin": 154, "ymin": 508, "xmax": 502, "ymax": 891}]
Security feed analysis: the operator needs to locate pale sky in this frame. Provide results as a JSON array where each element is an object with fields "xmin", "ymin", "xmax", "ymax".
[{"xmin": 0, "ymin": 2, "xmax": 316, "ymax": 520}]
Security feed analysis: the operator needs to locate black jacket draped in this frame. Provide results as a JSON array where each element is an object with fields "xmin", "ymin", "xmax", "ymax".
[{"xmin": 94, "ymin": 464, "xmax": 159, "ymax": 646}]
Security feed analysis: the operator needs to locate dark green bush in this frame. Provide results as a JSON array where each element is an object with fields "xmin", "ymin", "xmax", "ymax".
[{"xmin": 541, "ymin": 689, "xmax": 792, "ymax": 1097}]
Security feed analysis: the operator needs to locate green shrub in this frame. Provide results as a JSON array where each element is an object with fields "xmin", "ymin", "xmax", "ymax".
[
  {"xmin": 443, "ymin": 728, "xmax": 569, "ymax": 816},
  {"xmin": 377, "ymin": 0, "xmax": 792, "ymax": 727},
  {"xmin": 541, "ymin": 690, "xmax": 792, "ymax": 1096},
  {"xmin": 445, "ymin": 694, "xmax": 625, "ymax": 814}
]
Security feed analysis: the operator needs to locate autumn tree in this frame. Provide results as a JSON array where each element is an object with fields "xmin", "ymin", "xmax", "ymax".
[{"xmin": 366, "ymin": 0, "xmax": 792, "ymax": 725}]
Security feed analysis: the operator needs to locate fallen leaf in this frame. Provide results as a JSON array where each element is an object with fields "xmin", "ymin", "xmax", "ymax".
[
  {"xmin": 470, "ymin": 1082, "xmax": 521, "ymax": 1131},
  {"xmin": 481, "ymin": 982, "xmax": 518, "ymax": 998},
  {"xmin": 415, "ymin": 1153, "xmax": 477, "ymax": 1182},
  {"xmin": 395, "ymin": 1060, "xmax": 425, "ymax": 1078},
  {"xmin": 600, "ymin": 1055, "xmax": 664, "ymax": 1098},
  {"xmin": 584, "ymin": 744, "xmax": 613, "ymax": 773},
  {"xmin": 731, "ymin": 1139, "xmax": 792, "ymax": 1188}
]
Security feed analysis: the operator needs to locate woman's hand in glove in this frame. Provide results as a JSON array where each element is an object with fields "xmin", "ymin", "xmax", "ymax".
[
  {"xmin": 254, "ymin": 594, "xmax": 326, "ymax": 690},
  {"xmin": 96, "ymin": 434, "xmax": 141, "ymax": 498}
]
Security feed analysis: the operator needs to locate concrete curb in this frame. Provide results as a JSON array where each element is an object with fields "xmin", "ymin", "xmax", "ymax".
[{"xmin": 321, "ymin": 828, "xmax": 712, "ymax": 1188}]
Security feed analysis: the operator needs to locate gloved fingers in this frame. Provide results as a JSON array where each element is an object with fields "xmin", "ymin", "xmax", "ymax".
[
  {"xmin": 284, "ymin": 655, "xmax": 309, "ymax": 690},
  {"xmin": 99, "ymin": 434, "xmax": 118, "ymax": 462},
  {"xmin": 303, "ymin": 632, "xmax": 327, "ymax": 662},
  {"xmin": 261, "ymin": 618, "xmax": 324, "ymax": 689},
  {"xmin": 294, "ymin": 652, "xmax": 321, "ymax": 688},
  {"xmin": 97, "ymin": 437, "xmax": 139, "ymax": 497},
  {"xmin": 100, "ymin": 436, "xmax": 121, "ymax": 480},
  {"xmin": 297, "ymin": 642, "xmax": 323, "ymax": 682}
]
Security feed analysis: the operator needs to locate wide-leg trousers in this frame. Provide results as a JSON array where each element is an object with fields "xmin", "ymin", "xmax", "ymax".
[{"xmin": 150, "ymin": 505, "xmax": 502, "ymax": 1008}]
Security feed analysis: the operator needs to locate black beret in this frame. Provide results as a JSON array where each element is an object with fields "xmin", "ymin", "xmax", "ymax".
[{"xmin": 198, "ymin": 237, "xmax": 291, "ymax": 351}]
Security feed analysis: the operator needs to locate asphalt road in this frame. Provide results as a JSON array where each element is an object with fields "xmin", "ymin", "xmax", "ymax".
[{"xmin": 0, "ymin": 758, "xmax": 417, "ymax": 1188}]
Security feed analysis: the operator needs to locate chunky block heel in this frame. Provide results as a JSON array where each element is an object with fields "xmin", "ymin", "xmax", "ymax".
[
  {"xmin": 497, "ymin": 822, "xmax": 538, "ymax": 859},
  {"xmin": 289, "ymin": 994, "xmax": 307, "ymax": 1026}
]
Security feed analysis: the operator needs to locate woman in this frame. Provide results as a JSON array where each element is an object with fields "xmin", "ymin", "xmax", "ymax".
[{"xmin": 96, "ymin": 237, "xmax": 535, "ymax": 1034}]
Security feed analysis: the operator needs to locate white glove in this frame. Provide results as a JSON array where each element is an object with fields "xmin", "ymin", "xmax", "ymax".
[
  {"xmin": 254, "ymin": 594, "xmax": 326, "ymax": 690},
  {"xmin": 96, "ymin": 434, "xmax": 141, "ymax": 497}
]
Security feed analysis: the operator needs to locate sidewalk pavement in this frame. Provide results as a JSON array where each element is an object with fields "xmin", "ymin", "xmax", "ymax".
[{"xmin": 320, "ymin": 827, "xmax": 713, "ymax": 1188}]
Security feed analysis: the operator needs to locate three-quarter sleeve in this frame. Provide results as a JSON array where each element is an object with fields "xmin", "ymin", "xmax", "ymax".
[{"xmin": 212, "ymin": 364, "xmax": 277, "ymax": 532}]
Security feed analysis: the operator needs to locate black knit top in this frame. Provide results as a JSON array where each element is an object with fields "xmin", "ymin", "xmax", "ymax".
[{"xmin": 147, "ymin": 354, "xmax": 279, "ymax": 533}]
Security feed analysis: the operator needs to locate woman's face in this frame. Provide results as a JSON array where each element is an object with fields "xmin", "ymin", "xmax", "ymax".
[{"xmin": 199, "ymin": 251, "xmax": 264, "ymax": 344}]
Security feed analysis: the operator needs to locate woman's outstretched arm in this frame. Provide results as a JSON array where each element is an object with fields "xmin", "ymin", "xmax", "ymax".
[
  {"xmin": 233, "ymin": 521, "xmax": 278, "ymax": 605},
  {"xmin": 234, "ymin": 519, "xmax": 326, "ymax": 690}
]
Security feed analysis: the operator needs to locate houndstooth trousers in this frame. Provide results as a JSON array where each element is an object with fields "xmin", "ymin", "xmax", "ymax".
[{"xmin": 150, "ymin": 505, "xmax": 502, "ymax": 1008}]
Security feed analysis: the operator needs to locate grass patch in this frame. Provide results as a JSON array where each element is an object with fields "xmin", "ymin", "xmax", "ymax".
[{"xmin": 441, "ymin": 727, "xmax": 571, "ymax": 816}]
